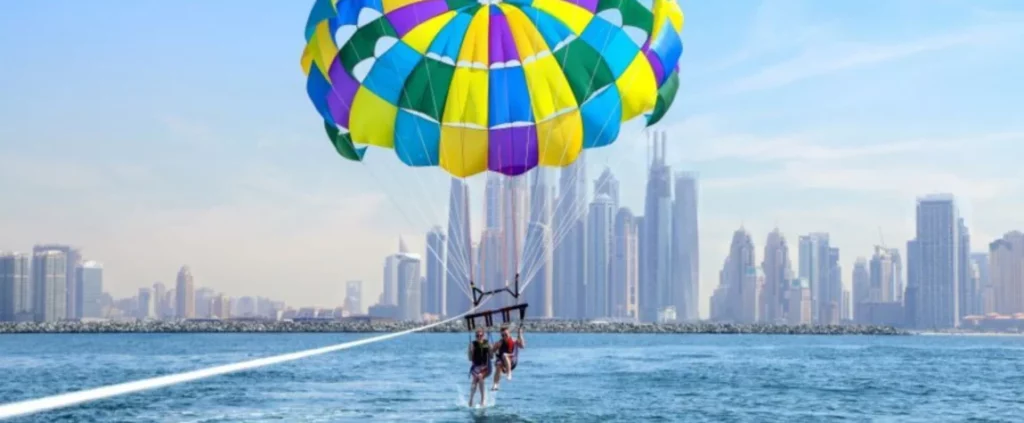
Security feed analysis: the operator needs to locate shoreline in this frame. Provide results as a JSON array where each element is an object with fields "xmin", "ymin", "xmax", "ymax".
[{"xmin": 0, "ymin": 320, "xmax": 911, "ymax": 335}]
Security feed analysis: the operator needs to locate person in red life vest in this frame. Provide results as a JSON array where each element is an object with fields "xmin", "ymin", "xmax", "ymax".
[{"xmin": 491, "ymin": 325, "xmax": 525, "ymax": 391}]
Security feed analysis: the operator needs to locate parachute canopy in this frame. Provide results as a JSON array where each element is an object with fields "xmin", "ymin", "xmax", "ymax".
[{"xmin": 301, "ymin": 0, "xmax": 684, "ymax": 178}]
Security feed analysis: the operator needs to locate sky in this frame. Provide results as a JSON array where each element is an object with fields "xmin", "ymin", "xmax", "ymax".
[{"xmin": 1, "ymin": 0, "xmax": 1022, "ymax": 317}]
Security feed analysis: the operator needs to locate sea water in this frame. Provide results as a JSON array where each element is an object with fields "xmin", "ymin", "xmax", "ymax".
[{"xmin": 1, "ymin": 333, "xmax": 1022, "ymax": 422}]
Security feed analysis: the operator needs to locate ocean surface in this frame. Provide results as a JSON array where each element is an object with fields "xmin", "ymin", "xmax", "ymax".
[{"xmin": 1, "ymin": 333, "xmax": 1022, "ymax": 422}]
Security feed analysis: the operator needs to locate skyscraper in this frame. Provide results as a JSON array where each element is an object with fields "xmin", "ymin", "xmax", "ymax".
[
  {"xmin": 672, "ymin": 172, "xmax": 699, "ymax": 321},
  {"xmin": 971, "ymin": 252, "xmax": 991, "ymax": 313},
  {"xmin": 957, "ymin": 218, "xmax": 972, "ymax": 320},
  {"xmin": 823, "ymin": 247, "xmax": 842, "ymax": 325},
  {"xmin": 502, "ymin": 175, "xmax": 528, "ymax": 302},
  {"xmin": 76, "ymin": 261, "xmax": 104, "ymax": 319},
  {"xmin": 798, "ymin": 233, "xmax": 833, "ymax": 324},
  {"xmin": 869, "ymin": 247, "xmax": 897, "ymax": 303},
  {"xmin": 138, "ymin": 288, "xmax": 154, "ymax": 319},
  {"xmin": 761, "ymin": 229, "xmax": 792, "ymax": 323},
  {"xmin": 424, "ymin": 226, "xmax": 446, "ymax": 316},
  {"xmin": 554, "ymin": 152, "xmax": 586, "ymax": 319},
  {"xmin": 478, "ymin": 229, "xmax": 504, "ymax": 296},
  {"xmin": 345, "ymin": 280, "xmax": 363, "ymax": 315},
  {"xmin": 32, "ymin": 249, "xmax": 68, "ymax": 322},
  {"xmin": 905, "ymin": 239, "xmax": 920, "ymax": 327},
  {"xmin": 396, "ymin": 253, "xmax": 422, "ymax": 321},
  {"xmin": 890, "ymin": 249, "xmax": 905, "ymax": 304},
  {"xmin": 910, "ymin": 194, "xmax": 960, "ymax": 329},
  {"xmin": 382, "ymin": 238, "xmax": 410, "ymax": 307},
  {"xmin": 711, "ymin": 228, "xmax": 756, "ymax": 323},
  {"xmin": 787, "ymin": 277, "xmax": 812, "ymax": 325},
  {"xmin": 611, "ymin": 208, "xmax": 639, "ymax": 320},
  {"xmin": 641, "ymin": 132, "xmax": 672, "ymax": 322},
  {"xmin": 485, "ymin": 174, "xmax": 504, "ymax": 229},
  {"xmin": 33, "ymin": 245, "xmax": 79, "ymax": 319},
  {"xmin": 152, "ymin": 282, "xmax": 167, "ymax": 319},
  {"xmin": 587, "ymin": 194, "xmax": 615, "ymax": 319},
  {"xmin": 522, "ymin": 168, "xmax": 553, "ymax": 318},
  {"xmin": 852, "ymin": 258, "xmax": 870, "ymax": 323},
  {"xmin": 445, "ymin": 177, "xmax": 472, "ymax": 317},
  {"xmin": 989, "ymin": 231, "xmax": 1024, "ymax": 315},
  {"xmin": 176, "ymin": 266, "xmax": 195, "ymax": 319},
  {"xmin": 0, "ymin": 252, "xmax": 31, "ymax": 322},
  {"xmin": 594, "ymin": 168, "xmax": 619, "ymax": 208}
]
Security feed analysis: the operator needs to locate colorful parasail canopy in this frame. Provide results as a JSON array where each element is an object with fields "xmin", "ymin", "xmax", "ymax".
[{"xmin": 302, "ymin": 0, "xmax": 683, "ymax": 177}]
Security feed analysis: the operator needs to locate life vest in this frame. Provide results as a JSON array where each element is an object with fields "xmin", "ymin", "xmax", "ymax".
[
  {"xmin": 472, "ymin": 340, "xmax": 490, "ymax": 365},
  {"xmin": 500, "ymin": 336, "xmax": 516, "ymax": 355}
]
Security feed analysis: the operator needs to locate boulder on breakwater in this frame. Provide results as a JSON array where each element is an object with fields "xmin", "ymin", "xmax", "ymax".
[{"xmin": 0, "ymin": 319, "xmax": 908, "ymax": 335}]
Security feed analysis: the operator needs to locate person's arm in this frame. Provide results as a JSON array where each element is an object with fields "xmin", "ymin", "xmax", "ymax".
[
  {"xmin": 468, "ymin": 343, "xmax": 473, "ymax": 361},
  {"xmin": 516, "ymin": 328, "xmax": 525, "ymax": 348},
  {"xmin": 492, "ymin": 339, "xmax": 503, "ymax": 357}
]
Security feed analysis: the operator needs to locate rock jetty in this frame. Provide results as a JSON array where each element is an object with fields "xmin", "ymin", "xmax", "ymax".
[{"xmin": 0, "ymin": 319, "xmax": 908, "ymax": 335}]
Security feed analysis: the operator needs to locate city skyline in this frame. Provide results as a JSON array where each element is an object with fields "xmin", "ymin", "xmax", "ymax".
[{"xmin": 2, "ymin": 1, "xmax": 1023, "ymax": 314}]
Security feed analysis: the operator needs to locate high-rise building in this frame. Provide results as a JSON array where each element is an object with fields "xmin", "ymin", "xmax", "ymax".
[
  {"xmin": 909, "ymin": 194, "xmax": 960, "ymax": 329},
  {"xmin": 32, "ymin": 249, "xmax": 68, "ymax": 322},
  {"xmin": 485, "ymin": 174, "xmax": 504, "ymax": 229},
  {"xmin": 152, "ymin": 282, "xmax": 167, "ymax": 319},
  {"xmin": 0, "ymin": 252, "xmax": 31, "ymax": 322},
  {"xmin": 641, "ymin": 132, "xmax": 672, "ymax": 322},
  {"xmin": 890, "ymin": 249, "xmax": 905, "ymax": 304},
  {"xmin": 445, "ymin": 178, "xmax": 472, "ymax": 317},
  {"xmin": 211, "ymin": 294, "xmax": 230, "ymax": 318},
  {"xmin": 852, "ymin": 258, "xmax": 870, "ymax": 323},
  {"xmin": 761, "ymin": 229, "xmax": 792, "ymax": 323},
  {"xmin": 76, "ymin": 261, "xmax": 104, "ymax": 319},
  {"xmin": 869, "ymin": 247, "xmax": 897, "ymax": 303},
  {"xmin": 138, "ymin": 288, "xmax": 154, "ymax": 319},
  {"xmin": 176, "ymin": 266, "xmax": 195, "ymax": 319},
  {"xmin": 798, "ymin": 233, "xmax": 835, "ymax": 324},
  {"xmin": 554, "ymin": 152, "xmax": 586, "ymax": 319},
  {"xmin": 787, "ymin": 278, "xmax": 811, "ymax": 325},
  {"xmin": 965, "ymin": 260, "xmax": 982, "ymax": 316},
  {"xmin": 823, "ymin": 247, "xmax": 842, "ymax": 325},
  {"xmin": 195, "ymin": 287, "xmax": 215, "ymax": 318},
  {"xmin": 502, "ymin": 175, "xmax": 528, "ymax": 307},
  {"xmin": 710, "ymin": 228, "xmax": 756, "ymax": 323},
  {"xmin": 905, "ymin": 239, "xmax": 921, "ymax": 326},
  {"xmin": 522, "ymin": 168, "xmax": 553, "ymax": 318},
  {"xmin": 382, "ymin": 238, "xmax": 410, "ymax": 307},
  {"xmin": 989, "ymin": 231, "xmax": 1024, "ymax": 315},
  {"xmin": 611, "ymin": 208, "xmax": 639, "ymax": 320},
  {"xmin": 396, "ymin": 253, "xmax": 422, "ymax": 321},
  {"xmin": 587, "ymin": 194, "xmax": 615, "ymax": 319},
  {"xmin": 672, "ymin": 172, "xmax": 699, "ymax": 321},
  {"xmin": 424, "ymin": 226, "xmax": 446, "ymax": 316},
  {"xmin": 957, "ymin": 218, "xmax": 972, "ymax": 320},
  {"xmin": 841, "ymin": 289, "xmax": 851, "ymax": 322},
  {"xmin": 345, "ymin": 280, "xmax": 363, "ymax": 315},
  {"xmin": 478, "ymin": 229, "xmax": 504, "ymax": 296},
  {"xmin": 33, "ymin": 245, "xmax": 79, "ymax": 319},
  {"xmin": 594, "ymin": 168, "xmax": 619, "ymax": 208},
  {"xmin": 971, "ymin": 253, "xmax": 992, "ymax": 314}
]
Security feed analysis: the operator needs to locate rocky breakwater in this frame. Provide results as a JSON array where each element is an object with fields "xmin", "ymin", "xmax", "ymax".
[{"xmin": 0, "ymin": 319, "xmax": 908, "ymax": 335}]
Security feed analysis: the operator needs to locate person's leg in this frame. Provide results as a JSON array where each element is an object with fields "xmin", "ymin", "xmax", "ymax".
[
  {"xmin": 504, "ymin": 353, "xmax": 513, "ymax": 380},
  {"xmin": 491, "ymin": 362, "xmax": 503, "ymax": 390},
  {"xmin": 478, "ymin": 373, "xmax": 487, "ymax": 406},
  {"xmin": 469, "ymin": 374, "xmax": 477, "ymax": 407}
]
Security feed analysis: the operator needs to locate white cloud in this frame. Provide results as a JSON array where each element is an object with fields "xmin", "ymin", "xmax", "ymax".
[
  {"xmin": 707, "ymin": 161, "xmax": 1017, "ymax": 201},
  {"xmin": 724, "ymin": 23, "xmax": 1023, "ymax": 94}
]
